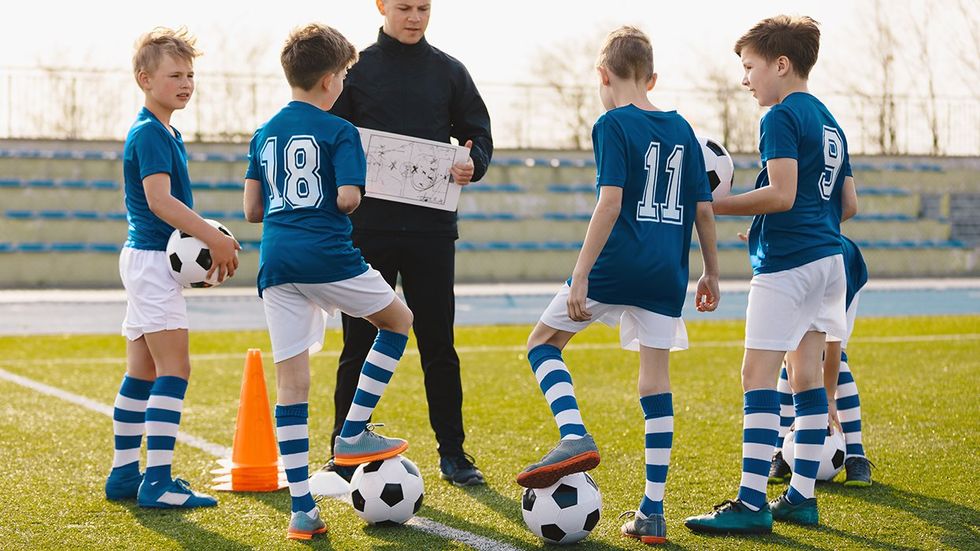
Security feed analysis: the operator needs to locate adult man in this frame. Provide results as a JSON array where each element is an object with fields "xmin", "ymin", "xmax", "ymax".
[{"xmin": 327, "ymin": 0, "xmax": 493, "ymax": 486}]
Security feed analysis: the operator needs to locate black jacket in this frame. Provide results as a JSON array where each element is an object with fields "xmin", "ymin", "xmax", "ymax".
[{"xmin": 330, "ymin": 29, "xmax": 494, "ymax": 238}]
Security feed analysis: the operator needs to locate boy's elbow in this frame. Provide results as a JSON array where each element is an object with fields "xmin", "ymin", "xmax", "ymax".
[
  {"xmin": 244, "ymin": 208, "xmax": 263, "ymax": 223},
  {"xmin": 775, "ymin": 193, "xmax": 795, "ymax": 212},
  {"xmin": 337, "ymin": 195, "xmax": 360, "ymax": 214}
]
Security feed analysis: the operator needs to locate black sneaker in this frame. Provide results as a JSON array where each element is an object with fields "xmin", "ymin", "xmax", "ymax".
[
  {"xmin": 321, "ymin": 457, "xmax": 356, "ymax": 483},
  {"xmin": 843, "ymin": 456, "xmax": 874, "ymax": 487},
  {"xmin": 768, "ymin": 450, "xmax": 791, "ymax": 484},
  {"xmin": 440, "ymin": 453, "xmax": 485, "ymax": 486}
]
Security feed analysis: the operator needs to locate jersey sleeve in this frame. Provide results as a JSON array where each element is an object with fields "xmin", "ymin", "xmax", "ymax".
[
  {"xmin": 759, "ymin": 104, "xmax": 799, "ymax": 162},
  {"xmin": 133, "ymin": 126, "xmax": 173, "ymax": 180},
  {"xmin": 688, "ymin": 132, "xmax": 713, "ymax": 202},
  {"xmin": 333, "ymin": 123, "xmax": 367, "ymax": 187},
  {"xmin": 592, "ymin": 115, "xmax": 627, "ymax": 188},
  {"xmin": 244, "ymin": 132, "xmax": 262, "ymax": 181}
]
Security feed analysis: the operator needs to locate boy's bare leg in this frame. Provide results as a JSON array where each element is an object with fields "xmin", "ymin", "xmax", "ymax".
[
  {"xmin": 136, "ymin": 329, "xmax": 216, "ymax": 507},
  {"xmin": 622, "ymin": 346, "xmax": 672, "ymax": 543},
  {"xmin": 517, "ymin": 322, "xmax": 598, "ymax": 488}
]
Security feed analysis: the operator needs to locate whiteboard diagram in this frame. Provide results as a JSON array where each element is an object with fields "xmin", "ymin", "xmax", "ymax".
[{"xmin": 358, "ymin": 127, "xmax": 469, "ymax": 211}]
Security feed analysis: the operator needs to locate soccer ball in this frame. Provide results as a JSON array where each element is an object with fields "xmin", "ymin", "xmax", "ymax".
[
  {"xmin": 781, "ymin": 426, "xmax": 846, "ymax": 481},
  {"xmin": 349, "ymin": 456, "xmax": 424, "ymax": 525},
  {"xmin": 166, "ymin": 219, "xmax": 234, "ymax": 288},
  {"xmin": 697, "ymin": 135, "xmax": 735, "ymax": 199},
  {"xmin": 521, "ymin": 472, "xmax": 602, "ymax": 545}
]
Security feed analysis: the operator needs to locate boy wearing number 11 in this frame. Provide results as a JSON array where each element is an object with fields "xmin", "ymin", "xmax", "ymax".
[
  {"xmin": 685, "ymin": 15, "xmax": 858, "ymax": 535},
  {"xmin": 243, "ymin": 23, "xmax": 414, "ymax": 541},
  {"xmin": 516, "ymin": 26, "xmax": 720, "ymax": 545}
]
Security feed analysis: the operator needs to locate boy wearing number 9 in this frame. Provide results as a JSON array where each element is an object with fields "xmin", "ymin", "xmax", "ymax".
[
  {"xmin": 243, "ymin": 23, "xmax": 414, "ymax": 541},
  {"xmin": 685, "ymin": 15, "xmax": 858, "ymax": 535},
  {"xmin": 516, "ymin": 26, "xmax": 720, "ymax": 545}
]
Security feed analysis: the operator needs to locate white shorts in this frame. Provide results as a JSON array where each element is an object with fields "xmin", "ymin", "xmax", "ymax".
[
  {"xmin": 262, "ymin": 269, "xmax": 396, "ymax": 363},
  {"xmin": 826, "ymin": 290, "xmax": 860, "ymax": 350},
  {"xmin": 745, "ymin": 254, "xmax": 847, "ymax": 351},
  {"xmin": 119, "ymin": 247, "xmax": 188, "ymax": 341},
  {"xmin": 538, "ymin": 284, "xmax": 688, "ymax": 351}
]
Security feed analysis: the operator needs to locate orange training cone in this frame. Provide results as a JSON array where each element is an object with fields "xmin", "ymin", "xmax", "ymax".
[{"xmin": 211, "ymin": 349, "xmax": 287, "ymax": 491}]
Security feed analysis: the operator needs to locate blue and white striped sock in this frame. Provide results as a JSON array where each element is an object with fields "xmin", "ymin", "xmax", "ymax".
[
  {"xmin": 736, "ymin": 389, "xmax": 780, "ymax": 511},
  {"xmin": 776, "ymin": 366, "xmax": 794, "ymax": 451},
  {"xmin": 110, "ymin": 375, "xmax": 154, "ymax": 477},
  {"xmin": 276, "ymin": 403, "xmax": 316, "ymax": 514},
  {"xmin": 528, "ymin": 344, "xmax": 586, "ymax": 440},
  {"xmin": 786, "ymin": 387, "xmax": 829, "ymax": 504},
  {"xmin": 637, "ymin": 392, "xmax": 672, "ymax": 519},
  {"xmin": 836, "ymin": 354, "xmax": 865, "ymax": 458},
  {"xmin": 144, "ymin": 376, "xmax": 188, "ymax": 484},
  {"xmin": 339, "ymin": 330, "xmax": 408, "ymax": 440}
]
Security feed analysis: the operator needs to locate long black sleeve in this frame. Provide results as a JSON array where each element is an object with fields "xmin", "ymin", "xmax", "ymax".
[{"xmin": 450, "ymin": 64, "xmax": 493, "ymax": 182}]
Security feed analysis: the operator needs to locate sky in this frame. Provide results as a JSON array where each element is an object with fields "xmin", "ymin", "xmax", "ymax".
[{"xmin": 3, "ymin": 0, "xmax": 969, "ymax": 93}]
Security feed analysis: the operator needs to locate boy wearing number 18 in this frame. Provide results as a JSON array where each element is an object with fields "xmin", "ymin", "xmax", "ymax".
[
  {"xmin": 685, "ymin": 15, "xmax": 858, "ymax": 535},
  {"xmin": 243, "ymin": 24, "xmax": 414, "ymax": 541},
  {"xmin": 516, "ymin": 27, "xmax": 720, "ymax": 545}
]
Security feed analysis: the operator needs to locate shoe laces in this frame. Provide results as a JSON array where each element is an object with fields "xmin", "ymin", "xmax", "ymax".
[
  {"xmin": 173, "ymin": 478, "xmax": 192, "ymax": 492},
  {"xmin": 365, "ymin": 422, "xmax": 386, "ymax": 432},
  {"xmin": 712, "ymin": 499, "xmax": 740, "ymax": 512},
  {"xmin": 618, "ymin": 510, "xmax": 638, "ymax": 520},
  {"xmin": 447, "ymin": 452, "xmax": 477, "ymax": 469}
]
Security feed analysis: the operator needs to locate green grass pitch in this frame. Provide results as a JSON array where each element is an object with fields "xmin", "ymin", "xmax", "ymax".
[{"xmin": 0, "ymin": 315, "xmax": 977, "ymax": 549}]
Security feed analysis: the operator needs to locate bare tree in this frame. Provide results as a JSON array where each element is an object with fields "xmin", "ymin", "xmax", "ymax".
[
  {"xmin": 910, "ymin": 10, "xmax": 942, "ymax": 155},
  {"xmin": 869, "ymin": 0, "xmax": 900, "ymax": 155},
  {"xmin": 956, "ymin": 0, "xmax": 980, "ymax": 98},
  {"xmin": 699, "ymin": 62, "xmax": 758, "ymax": 154},
  {"xmin": 531, "ymin": 31, "xmax": 605, "ymax": 150}
]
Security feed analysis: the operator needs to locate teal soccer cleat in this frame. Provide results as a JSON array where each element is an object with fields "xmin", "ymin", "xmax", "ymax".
[
  {"xmin": 684, "ymin": 499, "xmax": 773, "ymax": 535},
  {"xmin": 333, "ymin": 424, "xmax": 408, "ymax": 467},
  {"xmin": 286, "ymin": 508, "xmax": 327, "ymax": 541},
  {"xmin": 620, "ymin": 511, "xmax": 667, "ymax": 545},
  {"xmin": 137, "ymin": 477, "xmax": 218, "ymax": 509},
  {"xmin": 769, "ymin": 491, "xmax": 819, "ymax": 526},
  {"xmin": 105, "ymin": 470, "xmax": 143, "ymax": 501},
  {"xmin": 516, "ymin": 434, "xmax": 600, "ymax": 489}
]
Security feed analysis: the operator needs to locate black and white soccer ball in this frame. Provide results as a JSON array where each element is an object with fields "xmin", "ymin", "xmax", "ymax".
[
  {"xmin": 349, "ymin": 456, "xmax": 424, "ymax": 525},
  {"xmin": 166, "ymin": 219, "xmax": 234, "ymax": 288},
  {"xmin": 782, "ymin": 426, "xmax": 846, "ymax": 480},
  {"xmin": 521, "ymin": 472, "xmax": 602, "ymax": 545},
  {"xmin": 697, "ymin": 135, "xmax": 735, "ymax": 199}
]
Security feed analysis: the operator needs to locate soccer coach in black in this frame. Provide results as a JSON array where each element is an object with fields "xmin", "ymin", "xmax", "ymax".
[{"xmin": 327, "ymin": 0, "xmax": 493, "ymax": 486}]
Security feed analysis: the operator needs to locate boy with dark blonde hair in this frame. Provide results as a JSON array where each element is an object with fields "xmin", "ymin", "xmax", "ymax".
[
  {"xmin": 106, "ymin": 26, "xmax": 239, "ymax": 509},
  {"xmin": 517, "ymin": 25, "xmax": 720, "ymax": 545},
  {"xmin": 685, "ymin": 15, "xmax": 858, "ymax": 535},
  {"xmin": 244, "ymin": 23, "xmax": 414, "ymax": 541}
]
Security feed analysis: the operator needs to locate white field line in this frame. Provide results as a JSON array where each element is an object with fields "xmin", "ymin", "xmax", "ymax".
[
  {"xmin": 3, "ymin": 332, "xmax": 979, "ymax": 368},
  {"xmin": 0, "ymin": 367, "xmax": 521, "ymax": 551}
]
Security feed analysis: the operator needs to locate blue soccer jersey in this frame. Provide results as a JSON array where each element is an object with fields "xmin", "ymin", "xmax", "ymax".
[
  {"xmin": 581, "ymin": 105, "xmax": 713, "ymax": 317},
  {"xmin": 122, "ymin": 107, "xmax": 194, "ymax": 250},
  {"xmin": 748, "ymin": 92, "xmax": 852, "ymax": 274},
  {"xmin": 246, "ymin": 101, "xmax": 369, "ymax": 295},
  {"xmin": 841, "ymin": 235, "xmax": 868, "ymax": 309}
]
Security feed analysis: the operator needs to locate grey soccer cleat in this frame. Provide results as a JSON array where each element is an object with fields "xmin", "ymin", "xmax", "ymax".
[
  {"xmin": 333, "ymin": 424, "xmax": 408, "ymax": 466},
  {"xmin": 516, "ymin": 434, "xmax": 600, "ymax": 489},
  {"xmin": 620, "ymin": 511, "xmax": 667, "ymax": 545}
]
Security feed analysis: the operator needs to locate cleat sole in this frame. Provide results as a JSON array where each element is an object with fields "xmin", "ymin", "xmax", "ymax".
[
  {"xmin": 287, "ymin": 526, "xmax": 327, "ymax": 540},
  {"xmin": 333, "ymin": 441, "xmax": 408, "ymax": 467},
  {"xmin": 516, "ymin": 451, "xmax": 600, "ymax": 489},
  {"xmin": 623, "ymin": 532, "xmax": 667, "ymax": 545}
]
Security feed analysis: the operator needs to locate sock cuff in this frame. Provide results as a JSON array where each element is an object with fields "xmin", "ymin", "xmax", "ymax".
[
  {"xmin": 793, "ymin": 387, "xmax": 828, "ymax": 412},
  {"xmin": 639, "ymin": 392, "xmax": 673, "ymax": 418},
  {"xmin": 120, "ymin": 375, "xmax": 154, "ymax": 400},
  {"xmin": 151, "ymin": 376, "xmax": 188, "ymax": 399},
  {"xmin": 375, "ymin": 330, "xmax": 408, "ymax": 357},
  {"xmin": 275, "ymin": 402, "xmax": 309, "ymax": 420},
  {"xmin": 528, "ymin": 344, "xmax": 562, "ymax": 369},
  {"xmin": 744, "ymin": 388, "xmax": 780, "ymax": 413}
]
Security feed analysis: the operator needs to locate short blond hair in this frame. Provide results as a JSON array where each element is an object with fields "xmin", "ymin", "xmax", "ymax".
[
  {"xmin": 596, "ymin": 26, "xmax": 654, "ymax": 82},
  {"xmin": 281, "ymin": 23, "xmax": 358, "ymax": 91},
  {"xmin": 132, "ymin": 27, "xmax": 200, "ymax": 85}
]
